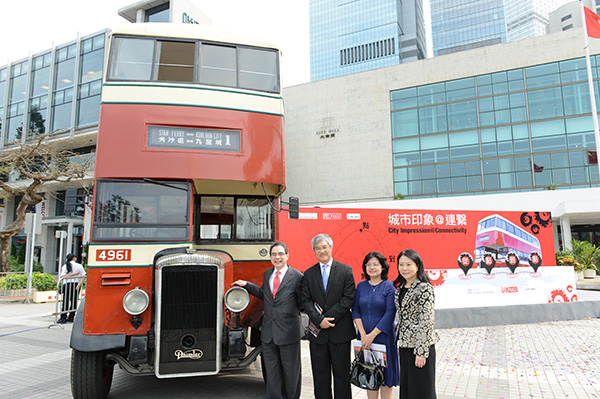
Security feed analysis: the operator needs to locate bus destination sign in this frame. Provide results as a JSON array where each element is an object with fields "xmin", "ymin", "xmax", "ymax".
[{"xmin": 147, "ymin": 126, "xmax": 241, "ymax": 152}]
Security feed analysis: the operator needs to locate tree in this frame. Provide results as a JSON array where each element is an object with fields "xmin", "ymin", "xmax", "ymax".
[{"xmin": 0, "ymin": 134, "xmax": 94, "ymax": 272}]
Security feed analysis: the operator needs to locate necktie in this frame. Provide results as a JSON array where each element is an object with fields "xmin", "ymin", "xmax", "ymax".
[
  {"xmin": 322, "ymin": 264, "xmax": 329, "ymax": 291},
  {"xmin": 272, "ymin": 270, "xmax": 281, "ymax": 298}
]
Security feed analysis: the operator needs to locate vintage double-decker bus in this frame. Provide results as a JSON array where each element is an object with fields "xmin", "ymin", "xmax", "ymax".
[
  {"xmin": 69, "ymin": 23, "xmax": 294, "ymax": 398},
  {"xmin": 474, "ymin": 214, "xmax": 541, "ymax": 267}
]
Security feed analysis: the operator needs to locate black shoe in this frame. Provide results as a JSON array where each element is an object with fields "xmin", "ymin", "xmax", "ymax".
[
  {"xmin": 57, "ymin": 319, "xmax": 67, "ymax": 324},
  {"xmin": 67, "ymin": 319, "xmax": 74, "ymax": 323}
]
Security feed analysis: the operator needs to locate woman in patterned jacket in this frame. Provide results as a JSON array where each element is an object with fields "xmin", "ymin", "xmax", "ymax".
[{"xmin": 393, "ymin": 249, "xmax": 439, "ymax": 399}]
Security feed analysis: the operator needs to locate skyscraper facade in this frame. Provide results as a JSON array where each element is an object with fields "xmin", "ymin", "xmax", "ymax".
[
  {"xmin": 310, "ymin": 0, "xmax": 425, "ymax": 82},
  {"xmin": 432, "ymin": 0, "xmax": 560, "ymax": 56}
]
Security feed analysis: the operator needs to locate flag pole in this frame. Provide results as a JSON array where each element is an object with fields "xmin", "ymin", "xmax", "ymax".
[{"xmin": 581, "ymin": 1, "xmax": 600, "ymax": 179}]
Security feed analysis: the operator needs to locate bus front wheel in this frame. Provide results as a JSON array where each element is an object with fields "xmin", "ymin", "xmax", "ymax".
[{"xmin": 71, "ymin": 349, "xmax": 114, "ymax": 399}]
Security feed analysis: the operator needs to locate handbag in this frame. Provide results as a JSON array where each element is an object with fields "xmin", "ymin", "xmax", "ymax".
[{"xmin": 349, "ymin": 349, "xmax": 385, "ymax": 391}]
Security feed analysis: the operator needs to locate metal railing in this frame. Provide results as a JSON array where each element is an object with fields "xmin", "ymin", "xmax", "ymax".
[
  {"xmin": 0, "ymin": 272, "xmax": 28, "ymax": 298},
  {"xmin": 52, "ymin": 275, "xmax": 86, "ymax": 326}
]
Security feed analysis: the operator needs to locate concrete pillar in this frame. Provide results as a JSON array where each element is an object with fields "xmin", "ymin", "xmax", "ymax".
[{"xmin": 560, "ymin": 215, "xmax": 572, "ymax": 250}]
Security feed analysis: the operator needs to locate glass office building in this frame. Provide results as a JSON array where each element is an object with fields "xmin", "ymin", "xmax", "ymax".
[
  {"xmin": 310, "ymin": 0, "xmax": 425, "ymax": 81},
  {"xmin": 0, "ymin": 31, "xmax": 105, "ymax": 147},
  {"xmin": 391, "ymin": 56, "xmax": 600, "ymax": 198},
  {"xmin": 431, "ymin": 0, "xmax": 559, "ymax": 56}
]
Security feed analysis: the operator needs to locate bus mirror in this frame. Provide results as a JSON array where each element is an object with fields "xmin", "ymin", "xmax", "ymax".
[{"xmin": 288, "ymin": 197, "xmax": 299, "ymax": 219}]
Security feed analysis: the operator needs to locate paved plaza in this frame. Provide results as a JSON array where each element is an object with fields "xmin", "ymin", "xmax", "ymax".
[{"xmin": 0, "ymin": 299, "xmax": 599, "ymax": 398}]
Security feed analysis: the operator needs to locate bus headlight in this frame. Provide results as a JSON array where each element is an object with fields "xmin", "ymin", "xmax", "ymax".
[
  {"xmin": 123, "ymin": 287, "xmax": 150, "ymax": 315},
  {"xmin": 225, "ymin": 286, "xmax": 249, "ymax": 312}
]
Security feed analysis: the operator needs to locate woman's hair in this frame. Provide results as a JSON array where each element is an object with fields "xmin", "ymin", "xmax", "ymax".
[
  {"xmin": 65, "ymin": 253, "xmax": 76, "ymax": 274},
  {"xmin": 392, "ymin": 249, "xmax": 431, "ymax": 288},
  {"xmin": 361, "ymin": 251, "xmax": 389, "ymax": 280}
]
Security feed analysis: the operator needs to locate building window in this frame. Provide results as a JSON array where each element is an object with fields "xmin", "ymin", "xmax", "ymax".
[
  {"xmin": 145, "ymin": 3, "xmax": 170, "ymax": 23},
  {"xmin": 562, "ymin": 24, "xmax": 573, "ymax": 31},
  {"xmin": 5, "ymin": 60, "xmax": 28, "ymax": 144},
  {"xmin": 77, "ymin": 34, "xmax": 104, "ymax": 128},
  {"xmin": 52, "ymin": 43, "xmax": 76, "ymax": 133},
  {"xmin": 561, "ymin": 14, "xmax": 572, "ymax": 22},
  {"xmin": 29, "ymin": 53, "xmax": 52, "ymax": 137}
]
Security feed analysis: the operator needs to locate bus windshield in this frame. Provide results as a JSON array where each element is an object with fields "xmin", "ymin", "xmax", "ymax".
[{"xmin": 92, "ymin": 179, "xmax": 191, "ymax": 241}]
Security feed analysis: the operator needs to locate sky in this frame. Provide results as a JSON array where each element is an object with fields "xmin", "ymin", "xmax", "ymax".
[{"xmin": 0, "ymin": 0, "xmax": 310, "ymax": 87}]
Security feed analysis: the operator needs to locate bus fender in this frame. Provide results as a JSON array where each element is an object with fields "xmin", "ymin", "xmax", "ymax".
[{"xmin": 70, "ymin": 298, "xmax": 127, "ymax": 352}]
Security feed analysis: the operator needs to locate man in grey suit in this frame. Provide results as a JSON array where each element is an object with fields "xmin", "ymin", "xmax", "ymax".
[
  {"xmin": 301, "ymin": 233, "xmax": 356, "ymax": 399},
  {"xmin": 234, "ymin": 241, "xmax": 303, "ymax": 399}
]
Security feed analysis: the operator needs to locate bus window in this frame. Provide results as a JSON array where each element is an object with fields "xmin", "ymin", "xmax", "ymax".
[
  {"xmin": 200, "ymin": 44, "xmax": 237, "ymax": 87},
  {"xmin": 92, "ymin": 180, "xmax": 190, "ymax": 241},
  {"xmin": 198, "ymin": 196, "xmax": 234, "ymax": 239},
  {"xmin": 238, "ymin": 47, "xmax": 279, "ymax": 93},
  {"xmin": 155, "ymin": 40, "xmax": 195, "ymax": 82},
  {"xmin": 108, "ymin": 37, "xmax": 154, "ymax": 80},
  {"xmin": 236, "ymin": 198, "xmax": 273, "ymax": 240},
  {"xmin": 196, "ymin": 196, "xmax": 274, "ymax": 241}
]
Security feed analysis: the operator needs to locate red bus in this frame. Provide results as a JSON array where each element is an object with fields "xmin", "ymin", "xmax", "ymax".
[
  {"xmin": 474, "ymin": 214, "xmax": 541, "ymax": 267},
  {"xmin": 69, "ymin": 23, "xmax": 292, "ymax": 397}
]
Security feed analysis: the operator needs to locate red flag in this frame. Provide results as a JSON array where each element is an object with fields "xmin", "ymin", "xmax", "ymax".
[
  {"xmin": 584, "ymin": 6, "xmax": 600, "ymax": 39},
  {"xmin": 533, "ymin": 163, "xmax": 544, "ymax": 173},
  {"xmin": 589, "ymin": 151, "xmax": 598, "ymax": 164}
]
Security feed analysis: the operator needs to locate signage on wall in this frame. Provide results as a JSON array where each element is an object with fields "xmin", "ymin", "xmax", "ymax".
[
  {"xmin": 147, "ymin": 126, "xmax": 240, "ymax": 152},
  {"xmin": 315, "ymin": 128, "xmax": 339, "ymax": 139}
]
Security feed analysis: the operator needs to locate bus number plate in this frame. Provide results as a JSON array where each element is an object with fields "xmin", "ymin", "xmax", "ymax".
[{"xmin": 96, "ymin": 249, "xmax": 131, "ymax": 262}]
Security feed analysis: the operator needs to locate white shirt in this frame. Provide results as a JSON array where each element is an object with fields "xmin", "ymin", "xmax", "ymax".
[
  {"xmin": 61, "ymin": 261, "xmax": 86, "ymax": 283},
  {"xmin": 269, "ymin": 264, "xmax": 289, "ymax": 293}
]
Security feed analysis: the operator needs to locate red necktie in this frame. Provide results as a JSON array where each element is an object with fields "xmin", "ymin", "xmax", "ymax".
[{"xmin": 272, "ymin": 271, "xmax": 281, "ymax": 298}]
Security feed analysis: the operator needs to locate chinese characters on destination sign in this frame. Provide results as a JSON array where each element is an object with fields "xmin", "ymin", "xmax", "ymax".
[
  {"xmin": 147, "ymin": 126, "xmax": 240, "ymax": 152},
  {"xmin": 387, "ymin": 212, "xmax": 468, "ymax": 234}
]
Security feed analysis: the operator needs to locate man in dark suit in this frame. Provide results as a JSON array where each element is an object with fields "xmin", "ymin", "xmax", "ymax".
[
  {"xmin": 301, "ymin": 233, "xmax": 356, "ymax": 399},
  {"xmin": 234, "ymin": 241, "xmax": 303, "ymax": 399}
]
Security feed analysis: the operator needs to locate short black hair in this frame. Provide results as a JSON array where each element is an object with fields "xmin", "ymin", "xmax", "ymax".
[{"xmin": 270, "ymin": 242, "xmax": 288, "ymax": 255}]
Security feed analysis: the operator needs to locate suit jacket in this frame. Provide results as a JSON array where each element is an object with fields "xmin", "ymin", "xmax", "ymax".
[
  {"xmin": 301, "ymin": 259, "xmax": 356, "ymax": 344},
  {"xmin": 394, "ymin": 280, "xmax": 439, "ymax": 358},
  {"xmin": 245, "ymin": 266, "xmax": 304, "ymax": 346}
]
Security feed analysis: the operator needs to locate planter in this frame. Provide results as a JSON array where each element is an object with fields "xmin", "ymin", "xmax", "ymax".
[
  {"xmin": 583, "ymin": 269, "xmax": 597, "ymax": 279},
  {"xmin": 575, "ymin": 271, "xmax": 584, "ymax": 280}
]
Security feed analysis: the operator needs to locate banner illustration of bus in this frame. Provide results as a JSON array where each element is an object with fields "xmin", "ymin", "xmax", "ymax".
[{"xmin": 458, "ymin": 214, "xmax": 544, "ymax": 274}]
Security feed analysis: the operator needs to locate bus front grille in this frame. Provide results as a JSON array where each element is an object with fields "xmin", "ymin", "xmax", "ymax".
[{"xmin": 155, "ymin": 253, "xmax": 224, "ymax": 378}]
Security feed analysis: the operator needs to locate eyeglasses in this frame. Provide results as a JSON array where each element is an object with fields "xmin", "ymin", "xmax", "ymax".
[{"xmin": 270, "ymin": 252, "xmax": 286, "ymax": 257}]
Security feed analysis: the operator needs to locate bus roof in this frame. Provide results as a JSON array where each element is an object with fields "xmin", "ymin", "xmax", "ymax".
[{"xmin": 108, "ymin": 23, "xmax": 280, "ymax": 51}]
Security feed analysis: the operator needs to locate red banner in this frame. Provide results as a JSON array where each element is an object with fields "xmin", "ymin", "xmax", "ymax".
[{"xmin": 279, "ymin": 208, "xmax": 555, "ymax": 283}]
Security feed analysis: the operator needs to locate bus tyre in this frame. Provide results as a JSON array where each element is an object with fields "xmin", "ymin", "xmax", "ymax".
[{"xmin": 71, "ymin": 349, "xmax": 114, "ymax": 399}]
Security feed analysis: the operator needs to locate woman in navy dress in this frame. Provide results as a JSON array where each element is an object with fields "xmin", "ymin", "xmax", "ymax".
[{"xmin": 352, "ymin": 251, "xmax": 399, "ymax": 399}]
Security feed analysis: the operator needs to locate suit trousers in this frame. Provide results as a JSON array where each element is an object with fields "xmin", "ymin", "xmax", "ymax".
[
  {"xmin": 262, "ymin": 340, "xmax": 301, "ymax": 399},
  {"xmin": 398, "ymin": 345, "xmax": 437, "ymax": 399},
  {"xmin": 309, "ymin": 340, "xmax": 352, "ymax": 399}
]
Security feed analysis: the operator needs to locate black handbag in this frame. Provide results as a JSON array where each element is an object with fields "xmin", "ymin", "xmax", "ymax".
[{"xmin": 349, "ymin": 349, "xmax": 385, "ymax": 391}]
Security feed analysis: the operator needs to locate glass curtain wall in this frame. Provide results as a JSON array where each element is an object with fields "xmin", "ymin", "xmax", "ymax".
[
  {"xmin": 0, "ymin": 31, "xmax": 106, "ymax": 146},
  {"xmin": 391, "ymin": 56, "xmax": 600, "ymax": 198}
]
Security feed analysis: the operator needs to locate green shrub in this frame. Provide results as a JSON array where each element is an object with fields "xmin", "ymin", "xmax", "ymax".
[
  {"xmin": 0, "ymin": 272, "xmax": 57, "ymax": 291},
  {"xmin": 17, "ymin": 243, "xmax": 27, "ymax": 264},
  {"xmin": 8, "ymin": 255, "xmax": 44, "ymax": 273}
]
